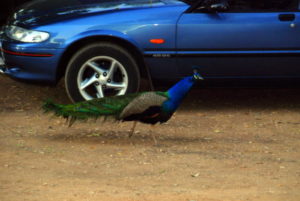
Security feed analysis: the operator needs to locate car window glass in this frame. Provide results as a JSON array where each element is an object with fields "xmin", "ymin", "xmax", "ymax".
[
  {"xmin": 227, "ymin": 0, "xmax": 298, "ymax": 12},
  {"xmin": 198, "ymin": 0, "xmax": 299, "ymax": 12}
]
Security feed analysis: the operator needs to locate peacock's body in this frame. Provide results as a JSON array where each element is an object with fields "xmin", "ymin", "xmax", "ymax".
[{"xmin": 43, "ymin": 71, "xmax": 203, "ymax": 125}]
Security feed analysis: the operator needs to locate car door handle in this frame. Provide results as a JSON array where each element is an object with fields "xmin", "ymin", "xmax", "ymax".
[{"xmin": 279, "ymin": 14, "xmax": 295, "ymax": 21}]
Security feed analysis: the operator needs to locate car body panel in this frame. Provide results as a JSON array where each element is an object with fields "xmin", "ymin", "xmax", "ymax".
[
  {"xmin": 177, "ymin": 11, "xmax": 300, "ymax": 78},
  {"xmin": 1, "ymin": 0, "xmax": 300, "ymax": 85},
  {"xmin": 1, "ymin": 0, "xmax": 187, "ymax": 83},
  {"xmin": 10, "ymin": 0, "xmax": 174, "ymax": 28}
]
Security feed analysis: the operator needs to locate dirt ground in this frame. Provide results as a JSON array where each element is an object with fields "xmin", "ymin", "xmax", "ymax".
[{"xmin": 0, "ymin": 75, "xmax": 299, "ymax": 201}]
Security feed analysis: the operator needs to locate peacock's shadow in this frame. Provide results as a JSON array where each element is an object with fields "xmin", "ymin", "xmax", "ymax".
[{"xmin": 43, "ymin": 129, "xmax": 215, "ymax": 146}]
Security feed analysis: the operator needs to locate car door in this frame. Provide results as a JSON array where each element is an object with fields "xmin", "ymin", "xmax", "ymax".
[{"xmin": 176, "ymin": 0, "xmax": 300, "ymax": 79}]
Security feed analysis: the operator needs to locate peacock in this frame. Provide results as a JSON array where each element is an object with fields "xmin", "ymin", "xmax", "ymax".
[{"xmin": 43, "ymin": 69, "xmax": 203, "ymax": 141}]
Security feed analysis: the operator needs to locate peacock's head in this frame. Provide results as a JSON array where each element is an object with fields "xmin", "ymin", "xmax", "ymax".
[{"xmin": 192, "ymin": 66, "xmax": 204, "ymax": 81}]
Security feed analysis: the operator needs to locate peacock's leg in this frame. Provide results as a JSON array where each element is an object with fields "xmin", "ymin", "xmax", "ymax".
[
  {"xmin": 150, "ymin": 125, "xmax": 158, "ymax": 145},
  {"xmin": 128, "ymin": 121, "xmax": 137, "ymax": 138},
  {"xmin": 150, "ymin": 132, "xmax": 158, "ymax": 145}
]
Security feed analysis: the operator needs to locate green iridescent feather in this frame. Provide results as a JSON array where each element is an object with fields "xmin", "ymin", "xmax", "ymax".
[{"xmin": 43, "ymin": 91, "xmax": 168, "ymax": 123}]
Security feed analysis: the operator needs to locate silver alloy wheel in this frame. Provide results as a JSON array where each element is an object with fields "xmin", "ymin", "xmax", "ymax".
[{"xmin": 77, "ymin": 56, "xmax": 128, "ymax": 100}]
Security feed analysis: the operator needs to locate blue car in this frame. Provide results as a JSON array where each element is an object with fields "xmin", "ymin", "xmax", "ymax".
[{"xmin": 0, "ymin": 0, "xmax": 299, "ymax": 102}]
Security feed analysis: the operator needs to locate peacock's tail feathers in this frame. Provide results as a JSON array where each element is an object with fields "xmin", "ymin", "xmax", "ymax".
[
  {"xmin": 43, "ymin": 91, "xmax": 169, "ymax": 126},
  {"xmin": 42, "ymin": 92, "xmax": 149, "ymax": 123}
]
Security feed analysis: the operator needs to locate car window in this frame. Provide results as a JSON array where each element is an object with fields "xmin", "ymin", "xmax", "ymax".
[
  {"xmin": 227, "ymin": 0, "xmax": 299, "ymax": 12},
  {"xmin": 199, "ymin": 0, "xmax": 299, "ymax": 13}
]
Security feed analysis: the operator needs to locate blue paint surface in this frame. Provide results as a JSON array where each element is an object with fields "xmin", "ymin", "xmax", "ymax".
[{"xmin": 0, "ymin": 0, "xmax": 300, "ymax": 84}]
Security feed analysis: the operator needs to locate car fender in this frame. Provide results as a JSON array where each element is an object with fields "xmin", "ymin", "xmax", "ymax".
[
  {"xmin": 55, "ymin": 29, "xmax": 146, "ymax": 83},
  {"xmin": 64, "ymin": 29, "xmax": 143, "ymax": 53}
]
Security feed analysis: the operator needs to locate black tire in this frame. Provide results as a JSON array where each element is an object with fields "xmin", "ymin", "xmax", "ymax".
[{"xmin": 65, "ymin": 42, "xmax": 140, "ymax": 102}]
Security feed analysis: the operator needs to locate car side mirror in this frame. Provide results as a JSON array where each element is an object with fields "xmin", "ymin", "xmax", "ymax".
[{"xmin": 197, "ymin": 2, "xmax": 229, "ymax": 13}]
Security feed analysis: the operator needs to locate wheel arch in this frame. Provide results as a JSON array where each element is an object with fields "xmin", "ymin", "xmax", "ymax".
[{"xmin": 55, "ymin": 35, "xmax": 148, "ymax": 84}]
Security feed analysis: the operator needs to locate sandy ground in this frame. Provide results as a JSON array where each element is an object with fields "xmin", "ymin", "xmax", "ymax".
[{"xmin": 0, "ymin": 75, "xmax": 299, "ymax": 201}]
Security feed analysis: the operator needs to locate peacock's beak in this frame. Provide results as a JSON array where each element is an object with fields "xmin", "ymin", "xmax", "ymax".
[
  {"xmin": 193, "ymin": 73, "xmax": 204, "ymax": 80},
  {"xmin": 192, "ymin": 66, "xmax": 204, "ymax": 80}
]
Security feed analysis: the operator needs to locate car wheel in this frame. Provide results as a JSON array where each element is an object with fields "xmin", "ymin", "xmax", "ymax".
[{"xmin": 65, "ymin": 43, "xmax": 140, "ymax": 102}]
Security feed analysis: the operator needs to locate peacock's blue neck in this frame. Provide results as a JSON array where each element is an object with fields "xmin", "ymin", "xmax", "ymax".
[{"xmin": 163, "ymin": 76, "xmax": 195, "ymax": 112}]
